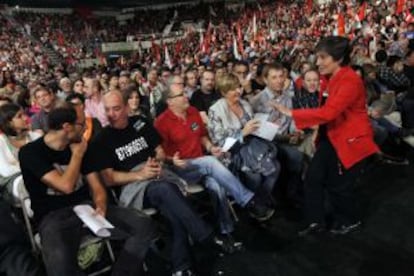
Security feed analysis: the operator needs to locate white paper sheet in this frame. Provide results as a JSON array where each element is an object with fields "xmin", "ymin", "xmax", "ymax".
[
  {"xmin": 73, "ymin": 205, "xmax": 114, "ymax": 237},
  {"xmin": 252, "ymin": 113, "xmax": 279, "ymax": 141},
  {"xmin": 253, "ymin": 121, "xmax": 280, "ymax": 141},
  {"xmin": 222, "ymin": 137, "xmax": 238, "ymax": 152}
]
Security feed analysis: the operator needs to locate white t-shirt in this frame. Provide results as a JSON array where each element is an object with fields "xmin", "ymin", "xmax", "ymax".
[{"xmin": 0, "ymin": 131, "xmax": 42, "ymax": 177}]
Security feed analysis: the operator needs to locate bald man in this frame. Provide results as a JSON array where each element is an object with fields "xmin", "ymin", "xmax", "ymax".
[{"xmin": 87, "ymin": 90, "xmax": 231, "ymax": 275}]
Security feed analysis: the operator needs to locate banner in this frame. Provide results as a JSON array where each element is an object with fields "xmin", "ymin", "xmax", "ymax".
[{"xmin": 101, "ymin": 42, "xmax": 141, "ymax": 53}]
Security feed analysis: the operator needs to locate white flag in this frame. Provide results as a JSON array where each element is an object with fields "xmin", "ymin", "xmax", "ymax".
[
  {"xmin": 165, "ymin": 46, "xmax": 172, "ymax": 69},
  {"xmin": 209, "ymin": 6, "xmax": 217, "ymax": 17},
  {"xmin": 233, "ymin": 36, "xmax": 241, "ymax": 60}
]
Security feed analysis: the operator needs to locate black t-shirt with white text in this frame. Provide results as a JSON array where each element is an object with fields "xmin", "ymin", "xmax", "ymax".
[
  {"xmin": 19, "ymin": 137, "xmax": 91, "ymax": 223},
  {"xmin": 88, "ymin": 116, "xmax": 161, "ymax": 173}
]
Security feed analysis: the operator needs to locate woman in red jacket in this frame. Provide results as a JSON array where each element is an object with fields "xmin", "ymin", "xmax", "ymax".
[{"xmin": 273, "ymin": 36, "xmax": 379, "ymax": 235}]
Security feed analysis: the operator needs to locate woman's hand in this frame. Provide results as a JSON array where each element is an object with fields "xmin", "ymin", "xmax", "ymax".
[
  {"xmin": 242, "ymin": 119, "xmax": 261, "ymax": 137},
  {"xmin": 269, "ymin": 102, "xmax": 292, "ymax": 117}
]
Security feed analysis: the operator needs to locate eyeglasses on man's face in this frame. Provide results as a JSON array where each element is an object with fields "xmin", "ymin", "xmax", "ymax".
[
  {"xmin": 168, "ymin": 92, "xmax": 186, "ymax": 99},
  {"xmin": 75, "ymin": 121, "xmax": 86, "ymax": 129}
]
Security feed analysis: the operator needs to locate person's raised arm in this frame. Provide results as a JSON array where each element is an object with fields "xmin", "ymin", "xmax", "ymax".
[{"xmin": 40, "ymin": 139, "xmax": 87, "ymax": 194}]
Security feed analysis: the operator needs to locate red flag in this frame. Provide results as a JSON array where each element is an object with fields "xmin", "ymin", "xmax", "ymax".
[
  {"xmin": 237, "ymin": 23, "xmax": 242, "ymax": 41},
  {"xmin": 405, "ymin": 10, "xmax": 414, "ymax": 23},
  {"xmin": 151, "ymin": 37, "xmax": 161, "ymax": 62},
  {"xmin": 357, "ymin": 2, "xmax": 367, "ymax": 21},
  {"xmin": 337, "ymin": 13, "xmax": 345, "ymax": 36},
  {"xmin": 174, "ymin": 40, "xmax": 182, "ymax": 56},
  {"xmin": 396, "ymin": 0, "xmax": 405, "ymax": 15},
  {"xmin": 236, "ymin": 23, "xmax": 244, "ymax": 54},
  {"xmin": 57, "ymin": 31, "xmax": 65, "ymax": 46},
  {"xmin": 306, "ymin": 0, "xmax": 313, "ymax": 14}
]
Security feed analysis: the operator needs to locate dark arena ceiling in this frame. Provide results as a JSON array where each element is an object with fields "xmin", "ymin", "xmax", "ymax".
[{"xmin": 2, "ymin": 0, "xmax": 197, "ymax": 8}]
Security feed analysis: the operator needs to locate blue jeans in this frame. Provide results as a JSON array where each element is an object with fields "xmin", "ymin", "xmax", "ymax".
[
  {"xmin": 39, "ymin": 203, "xmax": 157, "ymax": 276},
  {"xmin": 175, "ymin": 156, "xmax": 254, "ymax": 234},
  {"xmin": 143, "ymin": 181, "xmax": 212, "ymax": 272}
]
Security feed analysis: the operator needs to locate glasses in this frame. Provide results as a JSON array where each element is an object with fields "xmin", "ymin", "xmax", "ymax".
[
  {"xmin": 75, "ymin": 122, "xmax": 86, "ymax": 129},
  {"xmin": 168, "ymin": 93, "xmax": 186, "ymax": 99}
]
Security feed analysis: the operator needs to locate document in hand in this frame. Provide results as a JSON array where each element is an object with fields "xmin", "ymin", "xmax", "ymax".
[
  {"xmin": 252, "ymin": 113, "xmax": 280, "ymax": 141},
  {"xmin": 73, "ymin": 205, "xmax": 114, "ymax": 237},
  {"xmin": 222, "ymin": 137, "xmax": 238, "ymax": 152}
]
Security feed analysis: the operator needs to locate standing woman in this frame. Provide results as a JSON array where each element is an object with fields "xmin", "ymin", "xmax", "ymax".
[{"xmin": 272, "ymin": 36, "xmax": 379, "ymax": 235}]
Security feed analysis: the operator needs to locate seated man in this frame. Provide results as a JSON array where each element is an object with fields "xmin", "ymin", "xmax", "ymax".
[
  {"xmin": 251, "ymin": 63, "xmax": 305, "ymax": 205},
  {"xmin": 88, "ymin": 90, "xmax": 230, "ymax": 276},
  {"xmin": 19, "ymin": 104, "xmax": 157, "ymax": 276},
  {"xmin": 155, "ymin": 76, "xmax": 274, "ymax": 242}
]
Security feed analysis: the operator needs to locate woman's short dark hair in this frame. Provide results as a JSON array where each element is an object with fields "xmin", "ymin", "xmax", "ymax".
[
  {"xmin": 66, "ymin": 93, "xmax": 86, "ymax": 104},
  {"xmin": 48, "ymin": 103, "xmax": 77, "ymax": 131},
  {"xmin": 0, "ymin": 103, "xmax": 21, "ymax": 136},
  {"xmin": 315, "ymin": 36, "xmax": 351, "ymax": 66}
]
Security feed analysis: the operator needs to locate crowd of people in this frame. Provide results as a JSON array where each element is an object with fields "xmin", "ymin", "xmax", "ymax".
[{"xmin": 1, "ymin": 0, "xmax": 414, "ymax": 276}]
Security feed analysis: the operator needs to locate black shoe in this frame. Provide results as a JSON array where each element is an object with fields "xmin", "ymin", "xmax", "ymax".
[
  {"xmin": 298, "ymin": 223, "xmax": 324, "ymax": 237},
  {"xmin": 399, "ymin": 128, "xmax": 414, "ymax": 138},
  {"xmin": 214, "ymin": 234, "xmax": 243, "ymax": 254},
  {"xmin": 378, "ymin": 153, "xmax": 409, "ymax": 165},
  {"xmin": 330, "ymin": 221, "xmax": 362, "ymax": 235},
  {"xmin": 172, "ymin": 269, "xmax": 195, "ymax": 276},
  {"xmin": 246, "ymin": 198, "xmax": 275, "ymax": 222}
]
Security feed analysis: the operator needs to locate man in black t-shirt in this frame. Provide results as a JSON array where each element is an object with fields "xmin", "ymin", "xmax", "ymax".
[
  {"xmin": 190, "ymin": 70, "xmax": 221, "ymax": 124},
  {"xmin": 19, "ymin": 104, "xmax": 157, "ymax": 276},
  {"xmin": 89, "ymin": 90, "xmax": 229, "ymax": 276}
]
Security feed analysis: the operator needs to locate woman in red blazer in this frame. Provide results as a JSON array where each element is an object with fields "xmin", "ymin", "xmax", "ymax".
[{"xmin": 273, "ymin": 36, "xmax": 379, "ymax": 235}]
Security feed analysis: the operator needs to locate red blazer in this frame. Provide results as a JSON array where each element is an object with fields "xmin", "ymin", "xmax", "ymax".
[{"xmin": 292, "ymin": 66, "xmax": 379, "ymax": 169}]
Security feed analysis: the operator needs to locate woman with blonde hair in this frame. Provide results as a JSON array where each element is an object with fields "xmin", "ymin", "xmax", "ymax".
[{"xmin": 208, "ymin": 73, "xmax": 279, "ymax": 204}]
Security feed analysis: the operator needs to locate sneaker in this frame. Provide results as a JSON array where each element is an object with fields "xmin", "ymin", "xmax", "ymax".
[
  {"xmin": 172, "ymin": 269, "xmax": 195, "ymax": 276},
  {"xmin": 330, "ymin": 221, "xmax": 362, "ymax": 235},
  {"xmin": 298, "ymin": 223, "xmax": 324, "ymax": 237},
  {"xmin": 246, "ymin": 198, "xmax": 275, "ymax": 222},
  {"xmin": 214, "ymin": 234, "xmax": 243, "ymax": 254}
]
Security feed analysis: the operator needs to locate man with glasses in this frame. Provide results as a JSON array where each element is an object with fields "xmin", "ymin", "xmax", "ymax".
[
  {"xmin": 66, "ymin": 93, "xmax": 102, "ymax": 142},
  {"xmin": 155, "ymin": 76, "xmax": 275, "ymax": 248},
  {"xmin": 19, "ymin": 103, "xmax": 157, "ymax": 276},
  {"xmin": 31, "ymin": 86, "xmax": 57, "ymax": 135}
]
